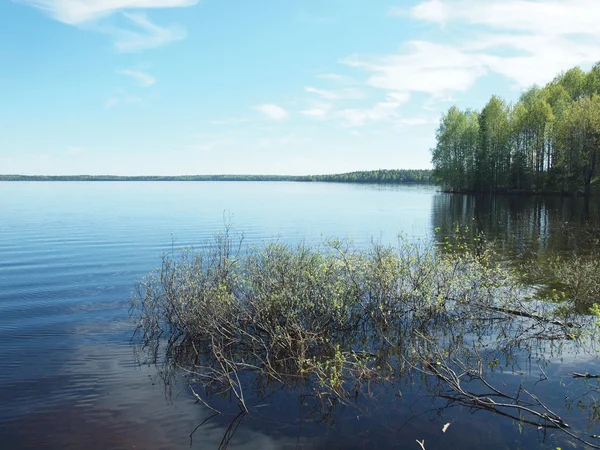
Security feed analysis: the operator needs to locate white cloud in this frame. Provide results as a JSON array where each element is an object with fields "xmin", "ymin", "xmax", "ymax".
[
  {"xmin": 337, "ymin": 101, "xmax": 403, "ymax": 127},
  {"xmin": 17, "ymin": 0, "xmax": 195, "ymax": 51},
  {"xmin": 407, "ymin": 0, "xmax": 600, "ymax": 36},
  {"xmin": 304, "ymin": 87, "xmax": 338, "ymax": 100},
  {"xmin": 117, "ymin": 69, "xmax": 156, "ymax": 87},
  {"xmin": 300, "ymin": 68, "xmax": 412, "ymax": 125},
  {"xmin": 300, "ymin": 75, "xmax": 365, "ymax": 120},
  {"xmin": 102, "ymin": 12, "xmax": 186, "ymax": 52},
  {"xmin": 16, "ymin": 0, "xmax": 198, "ymax": 25},
  {"xmin": 387, "ymin": 92, "xmax": 411, "ymax": 103},
  {"xmin": 315, "ymin": 73, "xmax": 361, "ymax": 87},
  {"xmin": 317, "ymin": 74, "xmax": 344, "ymax": 81},
  {"xmin": 343, "ymin": 41, "xmax": 487, "ymax": 98},
  {"xmin": 255, "ymin": 104, "xmax": 289, "ymax": 120},
  {"xmin": 473, "ymin": 34, "xmax": 600, "ymax": 87},
  {"xmin": 406, "ymin": 0, "xmax": 600, "ymax": 84},
  {"xmin": 359, "ymin": 0, "xmax": 600, "ymax": 103},
  {"xmin": 301, "ymin": 104, "xmax": 332, "ymax": 118},
  {"xmin": 304, "ymin": 86, "xmax": 364, "ymax": 100}
]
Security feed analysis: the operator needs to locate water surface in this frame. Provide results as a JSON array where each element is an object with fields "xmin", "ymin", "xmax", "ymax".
[{"xmin": 1, "ymin": 182, "xmax": 598, "ymax": 449}]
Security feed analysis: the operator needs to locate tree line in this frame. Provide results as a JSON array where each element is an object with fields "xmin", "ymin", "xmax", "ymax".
[
  {"xmin": 298, "ymin": 169, "xmax": 433, "ymax": 184},
  {"xmin": 0, "ymin": 170, "xmax": 433, "ymax": 184},
  {"xmin": 432, "ymin": 63, "xmax": 600, "ymax": 196}
]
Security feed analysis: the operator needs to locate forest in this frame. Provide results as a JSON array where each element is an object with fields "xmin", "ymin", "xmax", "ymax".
[
  {"xmin": 432, "ymin": 63, "xmax": 600, "ymax": 196},
  {"xmin": 296, "ymin": 169, "xmax": 433, "ymax": 183},
  {"xmin": 0, "ymin": 170, "xmax": 433, "ymax": 184}
]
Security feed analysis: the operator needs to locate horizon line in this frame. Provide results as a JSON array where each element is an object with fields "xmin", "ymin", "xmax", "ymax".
[{"xmin": 0, "ymin": 169, "xmax": 433, "ymax": 178}]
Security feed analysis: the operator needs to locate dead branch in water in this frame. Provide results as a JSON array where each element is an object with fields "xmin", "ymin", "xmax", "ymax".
[
  {"xmin": 413, "ymin": 340, "xmax": 600, "ymax": 449},
  {"xmin": 572, "ymin": 372, "xmax": 600, "ymax": 379}
]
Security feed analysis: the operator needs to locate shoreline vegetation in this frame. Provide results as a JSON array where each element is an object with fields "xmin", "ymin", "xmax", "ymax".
[
  {"xmin": 5, "ymin": 171, "xmax": 599, "ymax": 197},
  {"xmin": 432, "ymin": 63, "xmax": 600, "ymax": 197},
  {"xmin": 132, "ymin": 227, "xmax": 600, "ymax": 448},
  {"xmin": 0, "ymin": 169, "xmax": 433, "ymax": 184}
]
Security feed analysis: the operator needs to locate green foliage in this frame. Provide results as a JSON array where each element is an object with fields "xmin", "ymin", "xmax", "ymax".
[
  {"xmin": 529, "ymin": 254, "xmax": 600, "ymax": 312},
  {"xmin": 130, "ymin": 228, "xmax": 600, "ymax": 449},
  {"xmin": 432, "ymin": 63, "xmax": 600, "ymax": 196},
  {"xmin": 591, "ymin": 304, "xmax": 600, "ymax": 326},
  {"xmin": 432, "ymin": 107, "xmax": 479, "ymax": 191},
  {"xmin": 131, "ymin": 228, "xmax": 587, "ymax": 411},
  {"xmin": 297, "ymin": 169, "xmax": 434, "ymax": 184}
]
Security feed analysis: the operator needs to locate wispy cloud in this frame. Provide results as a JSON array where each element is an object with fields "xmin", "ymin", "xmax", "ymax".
[
  {"xmin": 98, "ymin": 12, "xmax": 186, "ymax": 52},
  {"xmin": 317, "ymin": 74, "xmax": 344, "ymax": 81},
  {"xmin": 255, "ymin": 104, "xmax": 289, "ymax": 120},
  {"xmin": 342, "ymin": 41, "xmax": 487, "ymax": 100},
  {"xmin": 117, "ymin": 68, "xmax": 156, "ymax": 87},
  {"xmin": 405, "ymin": 0, "xmax": 600, "ymax": 35},
  {"xmin": 16, "ymin": 0, "xmax": 198, "ymax": 25},
  {"xmin": 304, "ymin": 86, "xmax": 364, "ymax": 101},
  {"xmin": 301, "ymin": 103, "xmax": 332, "ymax": 118},
  {"xmin": 300, "ymin": 71, "xmax": 371, "ymax": 122},
  {"xmin": 17, "ymin": 0, "xmax": 196, "ymax": 51},
  {"xmin": 336, "ymin": 100, "xmax": 403, "ymax": 127}
]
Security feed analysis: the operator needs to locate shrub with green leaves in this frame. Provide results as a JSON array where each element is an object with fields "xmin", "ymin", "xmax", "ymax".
[{"xmin": 131, "ymin": 229, "xmax": 586, "ymax": 414}]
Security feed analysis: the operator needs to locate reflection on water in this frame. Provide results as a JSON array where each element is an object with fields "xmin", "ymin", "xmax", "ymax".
[
  {"xmin": 432, "ymin": 194, "xmax": 600, "ymax": 257},
  {"xmin": 0, "ymin": 182, "xmax": 599, "ymax": 449}
]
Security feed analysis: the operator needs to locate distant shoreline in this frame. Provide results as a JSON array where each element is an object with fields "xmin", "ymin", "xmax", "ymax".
[{"xmin": 0, "ymin": 170, "xmax": 434, "ymax": 184}]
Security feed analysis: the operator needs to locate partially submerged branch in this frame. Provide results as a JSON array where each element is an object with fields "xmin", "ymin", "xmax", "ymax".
[
  {"xmin": 572, "ymin": 372, "xmax": 600, "ymax": 379},
  {"xmin": 131, "ymin": 228, "xmax": 599, "ymax": 446}
]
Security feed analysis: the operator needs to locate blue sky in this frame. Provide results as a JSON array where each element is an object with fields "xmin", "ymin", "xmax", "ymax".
[{"xmin": 2, "ymin": 0, "xmax": 600, "ymax": 175}]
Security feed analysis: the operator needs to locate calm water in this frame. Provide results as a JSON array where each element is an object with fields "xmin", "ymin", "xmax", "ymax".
[{"xmin": 0, "ymin": 182, "xmax": 598, "ymax": 449}]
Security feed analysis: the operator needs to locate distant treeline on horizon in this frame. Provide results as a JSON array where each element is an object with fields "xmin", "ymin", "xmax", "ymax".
[{"xmin": 0, "ymin": 169, "xmax": 434, "ymax": 184}]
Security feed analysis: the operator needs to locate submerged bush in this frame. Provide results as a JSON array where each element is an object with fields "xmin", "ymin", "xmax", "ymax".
[
  {"xmin": 521, "ymin": 236, "xmax": 600, "ymax": 314},
  {"xmin": 130, "ymin": 228, "xmax": 600, "ymax": 448},
  {"xmin": 133, "ymin": 229, "xmax": 588, "ymax": 407}
]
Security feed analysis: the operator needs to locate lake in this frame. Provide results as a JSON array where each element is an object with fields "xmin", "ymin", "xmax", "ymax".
[{"xmin": 1, "ymin": 181, "xmax": 598, "ymax": 449}]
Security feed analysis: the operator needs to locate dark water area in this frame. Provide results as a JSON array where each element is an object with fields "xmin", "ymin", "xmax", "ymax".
[
  {"xmin": 432, "ymin": 193, "xmax": 600, "ymax": 258},
  {"xmin": 1, "ymin": 182, "xmax": 599, "ymax": 449}
]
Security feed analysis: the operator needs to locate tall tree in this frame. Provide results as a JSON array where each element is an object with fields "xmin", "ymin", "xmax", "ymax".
[
  {"xmin": 478, "ymin": 96, "xmax": 511, "ymax": 192},
  {"xmin": 554, "ymin": 94, "xmax": 600, "ymax": 197},
  {"xmin": 555, "ymin": 66, "xmax": 587, "ymax": 101}
]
